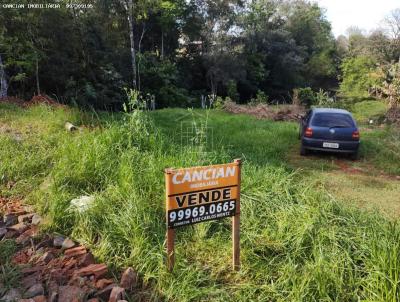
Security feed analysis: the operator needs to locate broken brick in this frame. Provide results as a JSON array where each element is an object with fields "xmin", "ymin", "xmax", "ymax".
[
  {"xmin": 78, "ymin": 252, "xmax": 95, "ymax": 267},
  {"xmin": 95, "ymin": 278, "xmax": 113, "ymax": 289},
  {"xmin": 64, "ymin": 246, "xmax": 86, "ymax": 258},
  {"xmin": 18, "ymin": 213, "xmax": 34, "ymax": 223},
  {"xmin": 74, "ymin": 263, "xmax": 108, "ymax": 279},
  {"xmin": 108, "ymin": 286, "xmax": 125, "ymax": 302}
]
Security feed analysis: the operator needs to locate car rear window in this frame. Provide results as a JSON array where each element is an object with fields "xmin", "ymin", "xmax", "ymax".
[{"xmin": 311, "ymin": 113, "xmax": 355, "ymax": 128}]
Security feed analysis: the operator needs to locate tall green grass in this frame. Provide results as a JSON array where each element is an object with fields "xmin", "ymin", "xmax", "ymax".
[{"xmin": 1, "ymin": 104, "xmax": 400, "ymax": 301}]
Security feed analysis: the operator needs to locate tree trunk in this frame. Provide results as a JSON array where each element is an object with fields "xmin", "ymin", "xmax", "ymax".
[
  {"xmin": 161, "ymin": 30, "xmax": 164, "ymax": 59},
  {"xmin": 137, "ymin": 23, "xmax": 146, "ymax": 91},
  {"xmin": 35, "ymin": 53, "xmax": 40, "ymax": 95},
  {"xmin": 0, "ymin": 54, "xmax": 8, "ymax": 98},
  {"xmin": 123, "ymin": 0, "xmax": 137, "ymax": 90}
]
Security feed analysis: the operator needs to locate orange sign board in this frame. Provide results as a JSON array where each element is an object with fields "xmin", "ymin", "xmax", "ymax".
[{"xmin": 165, "ymin": 162, "xmax": 240, "ymax": 228}]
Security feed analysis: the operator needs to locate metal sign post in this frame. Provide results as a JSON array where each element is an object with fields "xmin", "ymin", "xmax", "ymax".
[{"xmin": 232, "ymin": 158, "xmax": 241, "ymax": 271}]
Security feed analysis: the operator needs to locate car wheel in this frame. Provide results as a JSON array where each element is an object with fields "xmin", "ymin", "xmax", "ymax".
[{"xmin": 300, "ymin": 144, "xmax": 308, "ymax": 156}]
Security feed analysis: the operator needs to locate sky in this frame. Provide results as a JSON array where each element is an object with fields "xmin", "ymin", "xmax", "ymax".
[{"xmin": 315, "ymin": 0, "xmax": 399, "ymax": 37}]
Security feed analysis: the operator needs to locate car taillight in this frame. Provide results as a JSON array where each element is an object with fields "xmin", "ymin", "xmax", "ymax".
[
  {"xmin": 352, "ymin": 130, "xmax": 360, "ymax": 140},
  {"xmin": 305, "ymin": 127, "xmax": 313, "ymax": 137}
]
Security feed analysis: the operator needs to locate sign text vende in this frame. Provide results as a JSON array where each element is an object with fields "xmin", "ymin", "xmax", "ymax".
[{"xmin": 165, "ymin": 163, "xmax": 239, "ymax": 228}]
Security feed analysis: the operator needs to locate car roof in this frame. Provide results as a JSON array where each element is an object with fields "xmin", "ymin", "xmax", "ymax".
[{"xmin": 311, "ymin": 108, "xmax": 351, "ymax": 115}]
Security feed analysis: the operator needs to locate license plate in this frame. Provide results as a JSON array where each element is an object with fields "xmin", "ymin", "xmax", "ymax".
[{"xmin": 323, "ymin": 142, "xmax": 339, "ymax": 149}]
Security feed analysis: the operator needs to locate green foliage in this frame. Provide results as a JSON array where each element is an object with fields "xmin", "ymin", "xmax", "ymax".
[
  {"xmin": 0, "ymin": 240, "xmax": 17, "ymax": 264},
  {"xmin": 375, "ymin": 61, "xmax": 400, "ymax": 108},
  {"xmin": 0, "ymin": 240, "xmax": 20, "ymax": 296},
  {"xmin": 314, "ymin": 89, "xmax": 335, "ymax": 107},
  {"xmin": 297, "ymin": 87, "xmax": 315, "ymax": 107},
  {"xmin": 249, "ymin": 90, "xmax": 269, "ymax": 105},
  {"xmin": 0, "ymin": 0, "xmax": 343, "ymax": 107},
  {"xmin": 212, "ymin": 96, "xmax": 225, "ymax": 110},
  {"xmin": 226, "ymin": 80, "xmax": 239, "ymax": 102},
  {"xmin": 140, "ymin": 53, "xmax": 189, "ymax": 107},
  {"xmin": 339, "ymin": 56, "xmax": 378, "ymax": 96}
]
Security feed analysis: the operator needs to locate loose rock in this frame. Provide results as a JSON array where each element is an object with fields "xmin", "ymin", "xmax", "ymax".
[
  {"xmin": 96, "ymin": 284, "xmax": 117, "ymax": 301},
  {"xmin": 78, "ymin": 252, "xmax": 95, "ymax": 267},
  {"xmin": 18, "ymin": 213, "xmax": 34, "ymax": 223},
  {"xmin": 0, "ymin": 288, "xmax": 22, "ymax": 301},
  {"xmin": 69, "ymin": 196, "xmax": 94, "ymax": 213},
  {"xmin": 61, "ymin": 238, "xmax": 75, "ymax": 250},
  {"xmin": 108, "ymin": 286, "xmax": 125, "ymax": 302},
  {"xmin": 58, "ymin": 285, "xmax": 85, "ymax": 302},
  {"xmin": 120, "ymin": 267, "xmax": 138, "ymax": 290},
  {"xmin": 64, "ymin": 246, "xmax": 86, "ymax": 258},
  {"xmin": 47, "ymin": 281, "xmax": 58, "ymax": 302},
  {"xmin": 24, "ymin": 283, "xmax": 44, "ymax": 298},
  {"xmin": 4, "ymin": 230, "xmax": 18, "ymax": 239},
  {"xmin": 53, "ymin": 235, "xmax": 65, "ymax": 247},
  {"xmin": 3, "ymin": 214, "xmax": 17, "ymax": 226},
  {"xmin": 75, "ymin": 263, "xmax": 108, "ymax": 279},
  {"xmin": 31, "ymin": 214, "xmax": 42, "ymax": 226},
  {"xmin": 33, "ymin": 296, "xmax": 47, "ymax": 302},
  {"xmin": 21, "ymin": 273, "xmax": 41, "ymax": 290},
  {"xmin": 95, "ymin": 278, "xmax": 114, "ymax": 289},
  {"xmin": 9, "ymin": 222, "xmax": 28, "ymax": 234},
  {"xmin": 0, "ymin": 227, "xmax": 7, "ymax": 238}
]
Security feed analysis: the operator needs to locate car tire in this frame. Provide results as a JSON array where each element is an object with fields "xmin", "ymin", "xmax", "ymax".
[{"xmin": 300, "ymin": 144, "xmax": 308, "ymax": 156}]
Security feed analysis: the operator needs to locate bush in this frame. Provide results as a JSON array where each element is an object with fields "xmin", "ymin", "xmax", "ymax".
[
  {"xmin": 297, "ymin": 87, "xmax": 315, "ymax": 107},
  {"xmin": 314, "ymin": 89, "xmax": 335, "ymax": 107},
  {"xmin": 226, "ymin": 80, "xmax": 239, "ymax": 102},
  {"xmin": 249, "ymin": 90, "xmax": 268, "ymax": 105},
  {"xmin": 339, "ymin": 56, "xmax": 378, "ymax": 97}
]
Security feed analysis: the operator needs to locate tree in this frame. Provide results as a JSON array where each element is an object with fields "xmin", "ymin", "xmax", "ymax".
[
  {"xmin": 339, "ymin": 56, "xmax": 378, "ymax": 96},
  {"xmin": 121, "ymin": 0, "xmax": 138, "ymax": 89}
]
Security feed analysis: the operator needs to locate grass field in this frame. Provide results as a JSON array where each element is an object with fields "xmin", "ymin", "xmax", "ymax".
[{"xmin": 1, "ymin": 101, "xmax": 400, "ymax": 301}]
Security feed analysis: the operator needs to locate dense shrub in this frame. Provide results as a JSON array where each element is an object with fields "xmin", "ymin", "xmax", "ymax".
[{"xmin": 339, "ymin": 56, "xmax": 378, "ymax": 96}]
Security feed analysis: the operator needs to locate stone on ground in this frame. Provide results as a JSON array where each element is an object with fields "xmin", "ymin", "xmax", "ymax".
[
  {"xmin": 61, "ymin": 238, "xmax": 75, "ymax": 250},
  {"xmin": 69, "ymin": 196, "xmax": 94, "ymax": 213},
  {"xmin": 120, "ymin": 267, "xmax": 138, "ymax": 290},
  {"xmin": 31, "ymin": 214, "xmax": 42, "ymax": 225},
  {"xmin": 24, "ymin": 283, "xmax": 44, "ymax": 298},
  {"xmin": 108, "ymin": 286, "xmax": 125, "ymax": 302},
  {"xmin": 0, "ymin": 288, "xmax": 22, "ymax": 301},
  {"xmin": 53, "ymin": 235, "xmax": 65, "ymax": 247}
]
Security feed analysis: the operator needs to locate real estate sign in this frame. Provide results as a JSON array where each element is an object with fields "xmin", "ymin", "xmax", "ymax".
[
  {"xmin": 165, "ymin": 162, "xmax": 239, "ymax": 228},
  {"xmin": 164, "ymin": 159, "xmax": 242, "ymax": 271}
]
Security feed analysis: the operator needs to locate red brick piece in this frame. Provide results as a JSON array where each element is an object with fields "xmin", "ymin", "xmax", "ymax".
[
  {"xmin": 75, "ymin": 264, "xmax": 108, "ymax": 279},
  {"xmin": 95, "ymin": 278, "xmax": 114, "ymax": 289},
  {"xmin": 64, "ymin": 246, "xmax": 86, "ymax": 258}
]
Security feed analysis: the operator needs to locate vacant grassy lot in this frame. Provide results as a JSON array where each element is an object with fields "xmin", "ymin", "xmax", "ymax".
[{"xmin": 0, "ymin": 101, "xmax": 400, "ymax": 301}]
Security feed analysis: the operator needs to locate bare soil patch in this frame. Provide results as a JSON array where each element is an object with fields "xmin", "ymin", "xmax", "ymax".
[
  {"xmin": 224, "ymin": 101, "xmax": 305, "ymax": 121},
  {"xmin": 0, "ymin": 94, "xmax": 64, "ymax": 108}
]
